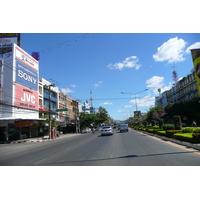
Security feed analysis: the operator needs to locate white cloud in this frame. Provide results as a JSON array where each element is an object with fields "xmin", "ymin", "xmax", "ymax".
[
  {"xmin": 146, "ymin": 76, "xmax": 172, "ymax": 95},
  {"xmin": 61, "ymin": 88, "xmax": 74, "ymax": 94},
  {"xmin": 71, "ymin": 85, "xmax": 76, "ymax": 88},
  {"xmin": 93, "ymin": 81, "xmax": 103, "ymax": 88},
  {"xmin": 185, "ymin": 42, "xmax": 200, "ymax": 54},
  {"xmin": 107, "ymin": 56, "xmax": 141, "ymax": 70},
  {"xmin": 118, "ymin": 110, "xmax": 124, "ymax": 113},
  {"xmin": 101, "ymin": 102, "xmax": 113, "ymax": 105},
  {"xmin": 146, "ymin": 76, "xmax": 164, "ymax": 88},
  {"xmin": 123, "ymin": 105, "xmax": 132, "ymax": 108},
  {"xmin": 130, "ymin": 95, "xmax": 155, "ymax": 108},
  {"xmin": 153, "ymin": 37, "xmax": 187, "ymax": 63}
]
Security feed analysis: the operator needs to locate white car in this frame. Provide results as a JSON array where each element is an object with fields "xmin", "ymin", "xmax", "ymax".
[
  {"xmin": 119, "ymin": 124, "xmax": 128, "ymax": 132},
  {"xmin": 101, "ymin": 126, "xmax": 113, "ymax": 136}
]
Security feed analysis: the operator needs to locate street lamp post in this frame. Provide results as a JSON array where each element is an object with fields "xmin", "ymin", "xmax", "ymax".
[{"xmin": 121, "ymin": 89, "xmax": 148, "ymax": 112}]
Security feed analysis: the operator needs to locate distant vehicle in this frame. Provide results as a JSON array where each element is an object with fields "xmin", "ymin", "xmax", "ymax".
[
  {"xmin": 101, "ymin": 126, "xmax": 113, "ymax": 136},
  {"xmin": 119, "ymin": 124, "xmax": 128, "ymax": 132},
  {"xmin": 113, "ymin": 126, "xmax": 117, "ymax": 129},
  {"xmin": 82, "ymin": 128, "xmax": 91, "ymax": 133}
]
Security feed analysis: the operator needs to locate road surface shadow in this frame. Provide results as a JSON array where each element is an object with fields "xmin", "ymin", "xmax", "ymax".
[{"xmin": 35, "ymin": 150, "xmax": 196, "ymax": 166}]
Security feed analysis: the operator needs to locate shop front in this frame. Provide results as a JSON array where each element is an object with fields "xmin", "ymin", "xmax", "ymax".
[{"xmin": 0, "ymin": 119, "xmax": 46, "ymax": 142}]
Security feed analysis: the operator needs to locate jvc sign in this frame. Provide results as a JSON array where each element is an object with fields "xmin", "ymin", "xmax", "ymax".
[
  {"xmin": 16, "ymin": 60, "xmax": 38, "ymax": 91},
  {"xmin": 15, "ymin": 84, "xmax": 38, "ymax": 110}
]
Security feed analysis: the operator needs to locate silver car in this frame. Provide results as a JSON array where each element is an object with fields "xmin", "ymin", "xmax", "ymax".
[{"xmin": 101, "ymin": 126, "xmax": 113, "ymax": 136}]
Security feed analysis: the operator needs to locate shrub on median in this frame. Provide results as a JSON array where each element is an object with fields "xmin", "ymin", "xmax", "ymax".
[
  {"xmin": 153, "ymin": 129, "xmax": 163, "ymax": 134},
  {"xmin": 166, "ymin": 130, "xmax": 181, "ymax": 138},
  {"xmin": 173, "ymin": 133, "xmax": 193, "ymax": 143},
  {"xmin": 182, "ymin": 127, "xmax": 194, "ymax": 133},
  {"xmin": 157, "ymin": 131, "xmax": 166, "ymax": 136},
  {"xmin": 193, "ymin": 128, "xmax": 200, "ymax": 133},
  {"xmin": 163, "ymin": 124, "xmax": 175, "ymax": 130},
  {"xmin": 192, "ymin": 133, "xmax": 200, "ymax": 143}
]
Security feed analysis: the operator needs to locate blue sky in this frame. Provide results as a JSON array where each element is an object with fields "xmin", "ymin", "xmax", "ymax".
[
  {"xmin": 3, "ymin": 1, "xmax": 199, "ymax": 121},
  {"xmin": 20, "ymin": 33, "xmax": 200, "ymax": 120}
]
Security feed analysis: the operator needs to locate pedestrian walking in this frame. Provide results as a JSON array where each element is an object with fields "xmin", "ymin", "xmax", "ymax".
[{"xmin": 192, "ymin": 121, "xmax": 197, "ymax": 128}]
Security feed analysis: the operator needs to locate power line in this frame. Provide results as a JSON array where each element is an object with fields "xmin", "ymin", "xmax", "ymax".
[{"xmin": 38, "ymin": 33, "xmax": 91, "ymax": 53}]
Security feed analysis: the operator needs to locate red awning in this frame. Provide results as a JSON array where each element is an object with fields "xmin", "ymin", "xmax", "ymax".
[{"xmin": 39, "ymin": 108, "xmax": 49, "ymax": 111}]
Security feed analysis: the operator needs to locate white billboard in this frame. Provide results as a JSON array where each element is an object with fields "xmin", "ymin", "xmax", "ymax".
[{"xmin": 14, "ymin": 44, "xmax": 38, "ymax": 71}]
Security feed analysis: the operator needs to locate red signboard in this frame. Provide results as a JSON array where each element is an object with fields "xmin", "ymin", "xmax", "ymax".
[{"xmin": 15, "ymin": 84, "xmax": 38, "ymax": 110}]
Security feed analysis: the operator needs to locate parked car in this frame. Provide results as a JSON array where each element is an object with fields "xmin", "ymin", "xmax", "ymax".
[
  {"xmin": 101, "ymin": 126, "xmax": 113, "ymax": 136},
  {"xmin": 119, "ymin": 124, "xmax": 128, "ymax": 132}
]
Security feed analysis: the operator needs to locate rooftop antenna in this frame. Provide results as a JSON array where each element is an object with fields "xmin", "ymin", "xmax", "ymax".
[
  {"xmin": 90, "ymin": 90, "xmax": 93, "ymax": 107},
  {"xmin": 172, "ymin": 66, "xmax": 178, "ymax": 86}
]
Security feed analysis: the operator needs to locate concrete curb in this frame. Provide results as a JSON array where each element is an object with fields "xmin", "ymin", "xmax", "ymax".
[
  {"xmin": 133, "ymin": 128, "xmax": 200, "ymax": 151},
  {"xmin": 0, "ymin": 133, "xmax": 82, "ymax": 145}
]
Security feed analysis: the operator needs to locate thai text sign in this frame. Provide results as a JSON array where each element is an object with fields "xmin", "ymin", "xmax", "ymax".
[
  {"xmin": 0, "ymin": 37, "xmax": 17, "ymax": 48},
  {"xmin": 14, "ymin": 120, "xmax": 33, "ymax": 127},
  {"xmin": 15, "ymin": 44, "xmax": 38, "ymax": 72}
]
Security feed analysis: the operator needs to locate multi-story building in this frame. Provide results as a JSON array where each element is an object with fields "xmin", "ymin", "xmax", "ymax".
[
  {"xmin": 0, "ymin": 43, "xmax": 41, "ymax": 141},
  {"xmin": 156, "ymin": 70, "xmax": 199, "ymax": 107},
  {"xmin": 39, "ymin": 78, "xmax": 80, "ymax": 133},
  {"xmin": 39, "ymin": 78, "xmax": 59, "ymax": 121}
]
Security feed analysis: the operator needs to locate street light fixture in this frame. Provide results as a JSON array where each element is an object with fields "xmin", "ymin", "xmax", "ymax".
[{"xmin": 121, "ymin": 89, "xmax": 148, "ymax": 111}]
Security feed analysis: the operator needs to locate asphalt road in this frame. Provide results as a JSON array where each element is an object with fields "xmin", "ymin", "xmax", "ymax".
[{"xmin": 1, "ymin": 128, "xmax": 200, "ymax": 166}]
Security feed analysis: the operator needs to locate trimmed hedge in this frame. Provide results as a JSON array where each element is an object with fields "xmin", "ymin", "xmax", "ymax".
[
  {"xmin": 157, "ymin": 131, "xmax": 166, "ymax": 136},
  {"xmin": 153, "ymin": 129, "xmax": 163, "ymax": 134},
  {"xmin": 182, "ymin": 127, "xmax": 194, "ymax": 133},
  {"xmin": 163, "ymin": 124, "xmax": 175, "ymax": 130},
  {"xmin": 173, "ymin": 115, "xmax": 182, "ymax": 130},
  {"xmin": 174, "ymin": 133, "xmax": 193, "ymax": 143},
  {"xmin": 194, "ymin": 128, "xmax": 200, "ymax": 133},
  {"xmin": 166, "ymin": 130, "xmax": 181, "ymax": 138},
  {"xmin": 192, "ymin": 133, "xmax": 200, "ymax": 143}
]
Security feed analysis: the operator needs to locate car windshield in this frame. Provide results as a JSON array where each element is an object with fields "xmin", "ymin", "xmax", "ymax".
[
  {"xmin": 102, "ymin": 126, "xmax": 111, "ymax": 129},
  {"xmin": 120, "ymin": 125, "xmax": 127, "ymax": 127}
]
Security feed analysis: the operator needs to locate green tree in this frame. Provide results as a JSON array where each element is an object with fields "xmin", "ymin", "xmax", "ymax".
[
  {"xmin": 146, "ymin": 105, "xmax": 166, "ymax": 123},
  {"xmin": 79, "ymin": 112, "xmax": 97, "ymax": 128},
  {"xmin": 96, "ymin": 107, "xmax": 109, "ymax": 124}
]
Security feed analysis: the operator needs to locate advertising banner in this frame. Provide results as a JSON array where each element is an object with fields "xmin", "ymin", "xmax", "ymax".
[
  {"xmin": 15, "ymin": 44, "xmax": 38, "ymax": 72},
  {"xmin": 134, "ymin": 111, "xmax": 141, "ymax": 120},
  {"xmin": 14, "ymin": 120, "xmax": 33, "ymax": 127},
  {"xmin": 16, "ymin": 60, "xmax": 38, "ymax": 91},
  {"xmin": 0, "ymin": 34, "xmax": 20, "ymax": 54},
  {"xmin": 191, "ymin": 49, "xmax": 200, "ymax": 95},
  {"xmin": 15, "ymin": 84, "xmax": 38, "ymax": 110},
  {"xmin": 0, "ymin": 37, "xmax": 17, "ymax": 48}
]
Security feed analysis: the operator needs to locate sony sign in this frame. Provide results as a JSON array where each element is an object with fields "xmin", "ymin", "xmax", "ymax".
[{"xmin": 16, "ymin": 60, "xmax": 38, "ymax": 91}]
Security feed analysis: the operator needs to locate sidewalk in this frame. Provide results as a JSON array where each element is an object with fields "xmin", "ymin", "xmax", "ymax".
[{"xmin": 0, "ymin": 133, "xmax": 82, "ymax": 144}]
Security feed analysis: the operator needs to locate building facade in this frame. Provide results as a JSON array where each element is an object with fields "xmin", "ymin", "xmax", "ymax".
[
  {"xmin": 156, "ymin": 71, "xmax": 199, "ymax": 107},
  {"xmin": 0, "ymin": 43, "xmax": 41, "ymax": 141}
]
